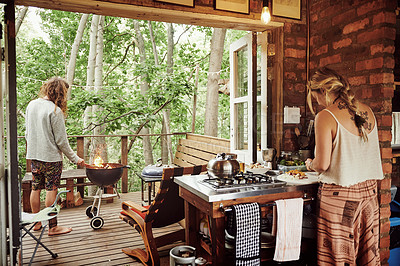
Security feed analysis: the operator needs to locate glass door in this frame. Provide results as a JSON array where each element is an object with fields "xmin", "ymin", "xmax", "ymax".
[{"xmin": 230, "ymin": 32, "xmax": 268, "ymax": 164}]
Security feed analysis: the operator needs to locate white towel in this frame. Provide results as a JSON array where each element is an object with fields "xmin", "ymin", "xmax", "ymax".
[
  {"xmin": 393, "ymin": 112, "xmax": 400, "ymax": 144},
  {"xmin": 273, "ymin": 198, "xmax": 303, "ymax": 262}
]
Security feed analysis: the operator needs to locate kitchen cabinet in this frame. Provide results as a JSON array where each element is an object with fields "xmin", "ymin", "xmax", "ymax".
[{"xmin": 175, "ymin": 174, "xmax": 318, "ymax": 264}]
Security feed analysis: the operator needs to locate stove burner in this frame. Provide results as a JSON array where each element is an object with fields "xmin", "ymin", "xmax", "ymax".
[{"xmin": 202, "ymin": 172, "xmax": 286, "ymax": 191}]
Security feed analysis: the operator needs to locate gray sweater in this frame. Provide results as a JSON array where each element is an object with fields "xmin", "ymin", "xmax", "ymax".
[{"xmin": 25, "ymin": 98, "xmax": 80, "ymax": 163}]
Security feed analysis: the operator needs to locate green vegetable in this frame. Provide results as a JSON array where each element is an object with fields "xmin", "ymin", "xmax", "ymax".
[{"xmin": 279, "ymin": 159, "xmax": 286, "ymax": 166}]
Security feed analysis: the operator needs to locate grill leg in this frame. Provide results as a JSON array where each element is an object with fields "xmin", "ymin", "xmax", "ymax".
[{"xmin": 96, "ymin": 187, "xmax": 103, "ymax": 216}]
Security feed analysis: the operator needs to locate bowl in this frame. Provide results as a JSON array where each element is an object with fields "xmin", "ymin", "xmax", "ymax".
[{"xmin": 245, "ymin": 167, "xmax": 270, "ymax": 174}]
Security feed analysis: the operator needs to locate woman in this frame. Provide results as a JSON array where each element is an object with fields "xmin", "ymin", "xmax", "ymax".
[
  {"xmin": 25, "ymin": 77, "xmax": 85, "ymax": 236},
  {"xmin": 305, "ymin": 67, "xmax": 383, "ymax": 265}
]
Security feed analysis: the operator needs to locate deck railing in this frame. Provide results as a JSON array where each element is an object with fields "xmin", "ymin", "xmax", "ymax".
[{"xmin": 22, "ymin": 132, "xmax": 188, "ymax": 193}]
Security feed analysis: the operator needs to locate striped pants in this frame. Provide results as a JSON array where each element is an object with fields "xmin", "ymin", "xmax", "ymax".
[{"xmin": 317, "ymin": 180, "xmax": 381, "ymax": 266}]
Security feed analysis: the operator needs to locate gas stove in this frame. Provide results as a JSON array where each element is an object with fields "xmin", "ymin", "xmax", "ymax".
[{"xmin": 201, "ymin": 171, "xmax": 286, "ymax": 192}]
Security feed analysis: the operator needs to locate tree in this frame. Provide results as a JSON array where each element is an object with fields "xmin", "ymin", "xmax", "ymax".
[{"xmin": 204, "ymin": 28, "xmax": 226, "ymax": 137}]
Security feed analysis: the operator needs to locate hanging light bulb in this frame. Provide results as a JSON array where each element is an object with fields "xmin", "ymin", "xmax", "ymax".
[{"xmin": 261, "ymin": 6, "xmax": 271, "ymax": 24}]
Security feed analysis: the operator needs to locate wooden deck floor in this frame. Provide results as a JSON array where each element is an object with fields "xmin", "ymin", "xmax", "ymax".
[{"xmin": 21, "ymin": 191, "xmax": 181, "ymax": 266}]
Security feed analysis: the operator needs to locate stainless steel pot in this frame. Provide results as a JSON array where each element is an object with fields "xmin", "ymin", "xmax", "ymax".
[{"xmin": 207, "ymin": 153, "xmax": 240, "ymax": 179}]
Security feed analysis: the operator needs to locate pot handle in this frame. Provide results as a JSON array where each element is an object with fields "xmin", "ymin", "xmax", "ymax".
[{"xmin": 123, "ymin": 165, "xmax": 131, "ymax": 169}]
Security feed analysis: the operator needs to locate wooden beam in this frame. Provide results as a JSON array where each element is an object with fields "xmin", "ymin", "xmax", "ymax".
[{"xmin": 16, "ymin": 0, "xmax": 284, "ymax": 31}]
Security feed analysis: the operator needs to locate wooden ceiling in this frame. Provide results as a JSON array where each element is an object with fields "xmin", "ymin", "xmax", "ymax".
[{"xmin": 15, "ymin": 0, "xmax": 286, "ymax": 31}]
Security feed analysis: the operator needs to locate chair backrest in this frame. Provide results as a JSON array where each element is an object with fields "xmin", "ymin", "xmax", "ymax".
[{"xmin": 146, "ymin": 165, "xmax": 207, "ymax": 228}]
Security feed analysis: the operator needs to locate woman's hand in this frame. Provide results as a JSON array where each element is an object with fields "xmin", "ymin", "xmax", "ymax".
[
  {"xmin": 305, "ymin": 158, "xmax": 313, "ymax": 171},
  {"xmin": 77, "ymin": 158, "xmax": 85, "ymax": 167}
]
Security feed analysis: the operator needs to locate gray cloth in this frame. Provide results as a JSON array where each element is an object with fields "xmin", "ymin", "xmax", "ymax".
[{"xmin": 25, "ymin": 98, "xmax": 79, "ymax": 164}]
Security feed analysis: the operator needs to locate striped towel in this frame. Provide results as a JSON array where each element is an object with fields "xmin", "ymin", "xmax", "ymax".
[
  {"xmin": 233, "ymin": 202, "xmax": 261, "ymax": 266},
  {"xmin": 273, "ymin": 198, "xmax": 304, "ymax": 262}
]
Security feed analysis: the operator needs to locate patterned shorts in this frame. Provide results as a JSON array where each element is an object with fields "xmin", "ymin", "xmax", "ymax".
[
  {"xmin": 31, "ymin": 160, "xmax": 63, "ymax": 191},
  {"xmin": 317, "ymin": 180, "xmax": 381, "ymax": 266}
]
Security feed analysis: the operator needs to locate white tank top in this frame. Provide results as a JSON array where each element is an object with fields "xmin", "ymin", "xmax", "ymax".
[{"xmin": 318, "ymin": 109, "xmax": 384, "ymax": 187}]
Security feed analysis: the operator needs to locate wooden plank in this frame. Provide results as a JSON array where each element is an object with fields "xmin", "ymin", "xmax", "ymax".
[
  {"xmin": 173, "ymin": 157, "xmax": 194, "ymax": 167},
  {"xmin": 174, "ymin": 150, "xmax": 208, "ymax": 166},
  {"xmin": 179, "ymin": 139, "xmax": 230, "ymax": 155},
  {"xmin": 186, "ymin": 133, "xmax": 230, "ymax": 148},
  {"xmin": 15, "ymin": 0, "xmax": 286, "ymax": 32},
  {"xmin": 176, "ymin": 145, "xmax": 216, "ymax": 161},
  {"xmin": 21, "ymin": 191, "xmax": 173, "ymax": 266}
]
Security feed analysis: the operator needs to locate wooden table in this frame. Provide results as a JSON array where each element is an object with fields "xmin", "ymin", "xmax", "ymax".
[{"xmin": 22, "ymin": 169, "xmax": 90, "ymax": 212}]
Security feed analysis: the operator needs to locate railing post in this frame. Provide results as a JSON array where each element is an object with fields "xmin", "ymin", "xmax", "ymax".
[
  {"xmin": 76, "ymin": 136, "xmax": 85, "ymax": 198},
  {"xmin": 121, "ymin": 136, "xmax": 128, "ymax": 193}
]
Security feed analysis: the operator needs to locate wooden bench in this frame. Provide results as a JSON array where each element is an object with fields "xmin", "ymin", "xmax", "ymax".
[{"xmin": 173, "ymin": 133, "xmax": 231, "ymax": 167}]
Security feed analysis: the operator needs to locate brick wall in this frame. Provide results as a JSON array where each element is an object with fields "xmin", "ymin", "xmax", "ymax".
[{"xmin": 281, "ymin": 0, "xmax": 397, "ymax": 263}]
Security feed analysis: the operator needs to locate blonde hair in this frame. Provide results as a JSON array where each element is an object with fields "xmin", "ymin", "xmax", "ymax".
[
  {"xmin": 39, "ymin": 77, "xmax": 69, "ymax": 115},
  {"xmin": 307, "ymin": 67, "xmax": 368, "ymax": 141}
]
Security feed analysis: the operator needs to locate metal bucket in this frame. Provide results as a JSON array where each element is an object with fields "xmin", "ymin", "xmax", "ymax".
[{"xmin": 169, "ymin": 246, "xmax": 196, "ymax": 266}]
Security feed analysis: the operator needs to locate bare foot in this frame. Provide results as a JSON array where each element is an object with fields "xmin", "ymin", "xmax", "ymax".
[
  {"xmin": 48, "ymin": 225, "xmax": 72, "ymax": 236},
  {"xmin": 33, "ymin": 222, "xmax": 42, "ymax": 231}
]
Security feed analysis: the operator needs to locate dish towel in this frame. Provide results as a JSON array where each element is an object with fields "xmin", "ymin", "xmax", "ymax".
[
  {"xmin": 273, "ymin": 198, "xmax": 304, "ymax": 262},
  {"xmin": 232, "ymin": 202, "xmax": 261, "ymax": 266}
]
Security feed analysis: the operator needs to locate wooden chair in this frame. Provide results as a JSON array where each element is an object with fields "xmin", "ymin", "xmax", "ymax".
[{"xmin": 119, "ymin": 164, "xmax": 207, "ymax": 266}]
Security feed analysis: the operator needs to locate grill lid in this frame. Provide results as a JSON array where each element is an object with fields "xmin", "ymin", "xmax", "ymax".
[{"xmin": 141, "ymin": 164, "xmax": 173, "ymax": 178}]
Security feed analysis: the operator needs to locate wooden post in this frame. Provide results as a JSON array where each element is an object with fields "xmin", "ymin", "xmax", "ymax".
[
  {"xmin": 121, "ymin": 136, "xmax": 128, "ymax": 193},
  {"xmin": 76, "ymin": 136, "xmax": 85, "ymax": 198}
]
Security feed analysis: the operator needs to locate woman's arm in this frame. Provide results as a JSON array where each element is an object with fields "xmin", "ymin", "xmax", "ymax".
[{"xmin": 306, "ymin": 110, "xmax": 336, "ymax": 172}]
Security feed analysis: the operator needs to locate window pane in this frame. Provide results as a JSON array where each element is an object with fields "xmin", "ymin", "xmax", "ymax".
[
  {"xmin": 235, "ymin": 102, "xmax": 248, "ymax": 150},
  {"xmin": 236, "ymin": 47, "xmax": 248, "ymax": 98}
]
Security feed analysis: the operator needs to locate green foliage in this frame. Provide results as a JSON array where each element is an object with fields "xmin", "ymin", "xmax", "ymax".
[{"xmin": 16, "ymin": 8, "xmax": 247, "ymax": 191}]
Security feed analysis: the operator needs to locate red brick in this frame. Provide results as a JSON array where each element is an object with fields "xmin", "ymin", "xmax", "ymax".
[
  {"xmin": 348, "ymin": 76, "xmax": 367, "ymax": 86},
  {"xmin": 382, "ymin": 147, "xmax": 393, "ymax": 160},
  {"xmin": 320, "ymin": 54, "xmax": 341, "ymax": 66},
  {"xmin": 296, "ymin": 37, "xmax": 306, "ymax": 47},
  {"xmin": 379, "ymin": 130, "xmax": 392, "ymax": 142},
  {"xmin": 361, "ymin": 88, "xmax": 372, "ymax": 98},
  {"xmin": 380, "ymin": 205, "xmax": 391, "ymax": 219},
  {"xmin": 332, "ymin": 9, "xmax": 357, "ymax": 26},
  {"xmin": 380, "ymin": 236, "xmax": 391, "ymax": 250},
  {"xmin": 381, "ymin": 87, "xmax": 394, "ymax": 98},
  {"xmin": 357, "ymin": 28, "xmax": 396, "ymax": 43},
  {"xmin": 285, "ymin": 48, "xmax": 306, "ymax": 59},
  {"xmin": 379, "ymin": 249, "xmax": 390, "ymax": 262},
  {"xmin": 382, "ymin": 163, "xmax": 392, "ymax": 174},
  {"xmin": 356, "ymin": 57, "xmax": 384, "ymax": 71},
  {"xmin": 285, "ymin": 37, "xmax": 296, "ymax": 46},
  {"xmin": 285, "ymin": 72, "xmax": 296, "ymax": 80},
  {"xmin": 333, "ymin": 38, "xmax": 352, "ymax": 49},
  {"xmin": 313, "ymin": 44, "xmax": 328, "ymax": 56},
  {"xmin": 379, "ymin": 178, "xmax": 391, "ymax": 191},
  {"xmin": 381, "ymin": 193, "xmax": 392, "ymax": 206},
  {"xmin": 380, "ymin": 219, "xmax": 391, "ymax": 232},
  {"xmin": 311, "ymin": 13, "xmax": 318, "ymax": 23},
  {"xmin": 295, "ymin": 83, "xmax": 305, "ymax": 93},
  {"xmin": 369, "ymin": 73, "xmax": 394, "ymax": 84},
  {"xmin": 343, "ymin": 18, "xmax": 369, "ymax": 34},
  {"xmin": 381, "ymin": 115, "xmax": 392, "ymax": 127},
  {"xmin": 373, "ymin": 11, "xmax": 396, "ymax": 25},
  {"xmin": 371, "ymin": 44, "xmax": 384, "ymax": 55},
  {"xmin": 296, "ymin": 62, "xmax": 306, "ymax": 69},
  {"xmin": 384, "ymin": 57, "xmax": 395, "ymax": 68},
  {"xmin": 357, "ymin": 1, "xmax": 383, "ymax": 16}
]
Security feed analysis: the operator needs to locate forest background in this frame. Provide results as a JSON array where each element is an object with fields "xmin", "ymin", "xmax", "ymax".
[{"xmin": 15, "ymin": 6, "xmax": 247, "ymax": 193}]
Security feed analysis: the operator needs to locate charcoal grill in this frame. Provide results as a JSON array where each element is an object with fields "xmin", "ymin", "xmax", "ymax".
[{"xmin": 85, "ymin": 163, "xmax": 130, "ymax": 229}]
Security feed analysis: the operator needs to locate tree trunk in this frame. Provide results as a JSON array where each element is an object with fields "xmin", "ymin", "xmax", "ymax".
[
  {"xmin": 91, "ymin": 16, "xmax": 107, "ymax": 166},
  {"xmin": 204, "ymin": 28, "xmax": 226, "ymax": 137},
  {"xmin": 133, "ymin": 20, "xmax": 153, "ymax": 166},
  {"xmin": 164, "ymin": 23, "xmax": 174, "ymax": 163},
  {"xmin": 66, "ymin": 13, "xmax": 89, "ymax": 99},
  {"xmin": 84, "ymin": 14, "xmax": 100, "ymax": 196},
  {"xmin": 15, "ymin": 6, "xmax": 28, "ymax": 35}
]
